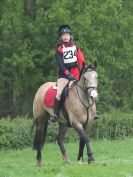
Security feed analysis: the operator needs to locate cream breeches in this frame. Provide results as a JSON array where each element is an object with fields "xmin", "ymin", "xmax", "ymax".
[{"xmin": 56, "ymin": 78, "xmax": 69, "ymax": 100}]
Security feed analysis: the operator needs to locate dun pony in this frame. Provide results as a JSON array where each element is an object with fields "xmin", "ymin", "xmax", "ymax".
[{"xmin": 32, "ymin": 62, "xmax": 99, "ymax": 166}]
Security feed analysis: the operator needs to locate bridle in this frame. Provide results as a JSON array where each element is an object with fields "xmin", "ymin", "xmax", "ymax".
[
  {"xmin": 76, "ymin": 67, "xmax": 98, "ymax": 107},
  {"xmin": 76, "ymin": 84, "xmax": 97, "ymax": 108},
  {"xmin": 74, "ymin": 65, "xmax": 98, "ymax": 127}
]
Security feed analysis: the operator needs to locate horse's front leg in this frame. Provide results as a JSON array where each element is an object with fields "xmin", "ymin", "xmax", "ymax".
[
  {"xmin": 77, "ymin": 137, "xmax": 85, "ymax": 162},
  {"xmin": 57, "ymin": 123, "xmax": 70, "ymax": 163},
  {"xmin": 73, "ymin": 122, "xmax": 95, "ymax": 164}
]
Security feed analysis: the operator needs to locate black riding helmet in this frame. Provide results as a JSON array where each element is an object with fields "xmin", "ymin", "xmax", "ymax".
[{"xmin": 58, "ymin": 25, "xmax": 72, "ymax": 36}]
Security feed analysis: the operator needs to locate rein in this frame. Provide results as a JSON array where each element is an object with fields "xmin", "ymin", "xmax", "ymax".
[
  {"xmin": 75, "ymin": 82, "xmax": 95, "ymax": 128},
  {"xmin": 74, "ymin": 66, "xmax": 97, "ymax": 128},
  {"xmin": 75, "ymin": 85, "xmax": 89, "ymax": 128}
]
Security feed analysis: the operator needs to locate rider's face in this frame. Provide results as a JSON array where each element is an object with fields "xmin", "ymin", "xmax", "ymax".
[{"xmin": 60, "ymin": 33, "xmax": 71, "ymax": 43}]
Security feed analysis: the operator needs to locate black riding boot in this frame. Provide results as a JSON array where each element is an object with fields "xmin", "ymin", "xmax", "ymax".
[
  {"xmin": 94, "ymin": 112, "xmax": 101, "ymax": 120},
  {"xmin": 49, "ymin": 98, "xmax": 61, "ymax": 122}
]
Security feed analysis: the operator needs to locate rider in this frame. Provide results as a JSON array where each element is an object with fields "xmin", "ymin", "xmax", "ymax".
[{"xmin": 49, "ymin": 25, "xmax": 85, "ymax": 122}]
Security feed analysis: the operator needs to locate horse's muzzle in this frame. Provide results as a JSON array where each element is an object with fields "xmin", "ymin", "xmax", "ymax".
[{"xmin": 89, "ymin": 89, "xmax": 99, "ymax": 103}]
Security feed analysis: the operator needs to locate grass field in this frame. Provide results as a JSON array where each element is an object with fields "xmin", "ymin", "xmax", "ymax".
[{"xmin": 0, "ymin": 139, "xmax": 133, "ymax": 177}]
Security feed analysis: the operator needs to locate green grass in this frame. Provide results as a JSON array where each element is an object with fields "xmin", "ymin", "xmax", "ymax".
[{"xmin": 0, "ymin": 139, "xmax": 133, "ymax": 177}]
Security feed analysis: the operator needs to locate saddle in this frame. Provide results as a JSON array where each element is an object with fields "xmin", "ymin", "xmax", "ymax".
[
  {"xmin": 44, "ymin": 84, "xmax": 69, "ymax": 108},
  {"xmin": 44, "ymin": 82, "xmax": 75, "ymax": 127}
]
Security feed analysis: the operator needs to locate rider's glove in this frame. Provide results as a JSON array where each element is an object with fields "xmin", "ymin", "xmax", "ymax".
[{"xmin": 67, "ymin": 73, "xmax": 74, "ymax": 81}]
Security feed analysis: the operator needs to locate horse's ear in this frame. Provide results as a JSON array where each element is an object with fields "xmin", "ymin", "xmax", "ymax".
[{"xmin": 94, "ymin": 61, "xmax": 97, "ymax": 69}]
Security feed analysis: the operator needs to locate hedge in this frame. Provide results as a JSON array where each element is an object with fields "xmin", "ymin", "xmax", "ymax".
[
  {"xmin": 91, "ymin": 110, "xmax": 133, "ymax": 140},
  {"xmin": 0, "ymin": 117, "xmax": 33, "ymax": 149},
  {"xmin": 0, "ymin": 110, "xmax": 133, "ymax": 149}
]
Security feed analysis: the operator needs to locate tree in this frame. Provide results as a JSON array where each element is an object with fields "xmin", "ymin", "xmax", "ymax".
[{"xmin": 0, "ymin": 0, "xmax": 132, "ymax": 117}]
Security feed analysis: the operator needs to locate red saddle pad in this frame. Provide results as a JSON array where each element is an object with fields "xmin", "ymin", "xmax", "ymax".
[{"xmin": 44, "ymin": 86, "xmax": 57, "ymax": 108}]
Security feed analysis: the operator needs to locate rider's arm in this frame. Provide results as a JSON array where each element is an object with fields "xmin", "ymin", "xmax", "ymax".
[
  {"xmin": 55, "ymin": 49, "xmax": 74, "ymax": 81},
  {"xmin": 55, "ymin": 46, "xmax": 69, "ymax": 76}
]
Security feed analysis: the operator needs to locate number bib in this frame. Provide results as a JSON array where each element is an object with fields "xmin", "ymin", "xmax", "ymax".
[{"xmin": 63, "ymin": 45, "xmax": 77, "ymax": 64}]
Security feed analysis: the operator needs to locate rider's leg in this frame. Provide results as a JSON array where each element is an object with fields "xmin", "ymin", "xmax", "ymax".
[
  {"xmin": 49, "ymin": 78, "xmax": 69, "ymax": 122},
  {"xmin": 90, "ymin": 103, "xmax": 101, "ymax": 121}
]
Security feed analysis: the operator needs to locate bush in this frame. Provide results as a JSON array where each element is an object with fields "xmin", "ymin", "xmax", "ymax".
[
  {"xmin": 91, "ymin": 109, "xmax": 133, "ymax": 140},
  {"xmin": 0, "ymin": 117, "xmax": 33, "ymax": 149},
  {"xmin": 0, "ymin": 110, "xmax": 133, "ymax": 149},
  {"xmin": 47, "ymin": 123, "xmax": 78, "ymax": 143}
]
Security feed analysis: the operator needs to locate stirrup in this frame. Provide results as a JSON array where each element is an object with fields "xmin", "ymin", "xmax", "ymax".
[
  {"xmin": 49, "ymin": 114, "xmax": 57, "ymax": 122},
  {"xmin": 94, "ymin": 114, "xmax": 101, "ymax": 120}
]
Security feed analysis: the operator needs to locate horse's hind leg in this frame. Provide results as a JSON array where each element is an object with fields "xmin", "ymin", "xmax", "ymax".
[
  {"xmin": 57, "ymin": 123, "xmax": 70, "ymax": 163},
  {"xmin": 72, "ymin": 123, "xmax": 95, "ymax": 164},
  {"xmin": 33, "ymin": 114, "xmax": 48, "ymax": 166}
]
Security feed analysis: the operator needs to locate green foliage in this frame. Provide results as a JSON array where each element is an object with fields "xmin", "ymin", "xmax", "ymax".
[
  {"xmin": 0, "ymin": 0, "xmax": 133, "ymax": 117},
  {"xmin": 0, "ymin": 111, "xmax": 132, "ymax": 149},
  {"xmin": 0, "ymin": 117, "xmax": 34, "ymax": 149},
  {"xmin": 91, "ymin": 109, "xmax": 133, "ymax": 140},
  {"xmin": 47, "ymin": 123, "xmax": 79, "ymax": 143}
]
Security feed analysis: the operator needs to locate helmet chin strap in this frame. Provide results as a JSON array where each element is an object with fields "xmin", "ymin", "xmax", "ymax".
[{"xmin": 70, "ymin": 35, "xmax": 73, "ymax": 42}]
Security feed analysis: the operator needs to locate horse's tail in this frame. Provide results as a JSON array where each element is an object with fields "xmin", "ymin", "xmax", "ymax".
[
  {"xmin": 31, "ymin": 114, "xmax": 49, "ymax": 150},
  {"xmin": 41, "ymin": 118, "xmax": 49, "ymax": 147}
]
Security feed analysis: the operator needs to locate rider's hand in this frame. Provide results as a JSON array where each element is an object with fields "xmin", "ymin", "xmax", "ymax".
[
  {"xmin": 69, "ymin": 80, "xmax": 77, "ymax": 89},
  {"xmin": 67, "ymin": 73, "xmax": 74, "ymax": 81},
  {"xmin": 73, "ymin": 80, "xmax": 78, "ymax": 84}
]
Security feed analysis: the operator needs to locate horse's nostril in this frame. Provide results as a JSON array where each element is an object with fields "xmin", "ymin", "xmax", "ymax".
[
  {"xmin": 90, "ymin": 95, "xmax": 99, "ymax": 103},
  {"xmin": 90, "ymin": 96, "xmax": 94, "ymax": 102},
  {"xmin": 89, "ymin": 89, "xmax": 98, "ymax": 98}
]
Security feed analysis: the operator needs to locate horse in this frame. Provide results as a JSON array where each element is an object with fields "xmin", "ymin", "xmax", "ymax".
[{"xmin": 32, "ymin": 62, "xmax": 99, "ymax": 166}]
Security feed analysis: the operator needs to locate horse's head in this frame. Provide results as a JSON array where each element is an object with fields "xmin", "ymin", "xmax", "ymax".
[{"xmin": 82, "ymin": 62, "xmax": 99, "ymax": 103}]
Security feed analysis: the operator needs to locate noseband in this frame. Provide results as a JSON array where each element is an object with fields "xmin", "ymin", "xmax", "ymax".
[{"xmin": 87, "ymin": 87, "xmax": 98, "ymax": 100}]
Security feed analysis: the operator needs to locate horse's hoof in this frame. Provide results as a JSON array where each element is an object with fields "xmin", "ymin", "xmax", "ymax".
[
  {"xmin": 65, "ymin": 160, "xmax": 70, "ymax": 164},
  {"xmin": 36, "ymin": 161, "xmax": 42, "ymax": 167},
  {"xmin": 88, "ymin": 159, "xmax": 95, "ymax": 164},
  {"xmin": 78, "ymin": 160, "xmax": 83, "ymax": 165},
  {"xmin": 63, "ymin": 154, "xmax": 70, "ymax": 164}
]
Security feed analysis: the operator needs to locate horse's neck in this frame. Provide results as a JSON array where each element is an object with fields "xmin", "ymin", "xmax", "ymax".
[
  {"xmin": 77, "ymin": 76, "xmax": 85, "ymax": 88},
  {"xmin": 70, "ymin": 77, "xmax": 88, "ymax": 105},
  {"xmin": 77, "ymin": 77, "xmax": 87, "ymax": 99}
]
